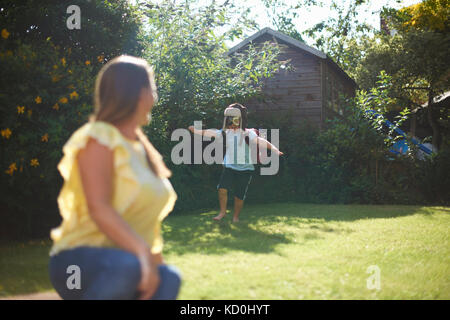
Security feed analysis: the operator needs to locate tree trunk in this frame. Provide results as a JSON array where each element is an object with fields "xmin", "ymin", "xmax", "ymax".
[
  {"xmin": 427, "ymin": 89, "xmax": 440, "ymax": 150},
  {"xmin": 410, "ymin": 110, "xmax": 416, "ymax": 137}
]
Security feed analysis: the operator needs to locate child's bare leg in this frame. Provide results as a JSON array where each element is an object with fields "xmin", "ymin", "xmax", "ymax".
[
  {"xmin": 213, "ymin": 188, "xmax": 228, "ymax": 220},
  {"xmin": 232, "ymin": 197, "xmax": 244, "ymax": 223}
]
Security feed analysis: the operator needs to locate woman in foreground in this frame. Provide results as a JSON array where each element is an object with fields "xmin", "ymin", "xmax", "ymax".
[{"xmin": 48, "ymin": 55, "xmax": 181, "ymax": 300}]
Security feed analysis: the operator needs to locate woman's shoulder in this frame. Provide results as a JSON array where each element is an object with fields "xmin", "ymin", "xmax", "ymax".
[
  {"xmin": 58, "ymin": 121, "xmax": 131, "ymax": 180},
  {"xmin": 65, "ymin": 121, "xmax": 127, "ymax": 151}
]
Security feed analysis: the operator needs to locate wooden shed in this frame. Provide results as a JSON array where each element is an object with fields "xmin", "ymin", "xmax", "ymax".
[{"xmin": 228, "ymin": 28, "xmax": 357, "ymax": 128}]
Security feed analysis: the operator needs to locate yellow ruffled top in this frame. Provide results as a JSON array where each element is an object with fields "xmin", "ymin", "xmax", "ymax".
[{"xmin": 49, "ymin": 121, "xmax": 177, "ymax": 256}]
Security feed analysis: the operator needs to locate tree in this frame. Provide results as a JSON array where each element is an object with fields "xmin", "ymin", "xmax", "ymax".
[
  {"xmin": 355, "ymin": 0, "xmax": 450, "ymax": 149},
  {"xmin": 302, "ymin": 0, "xmax": 377, "ymax": 77},
  {"xmin": 260, "ymin": 0, "xmax": 306, "ymax": 42},
  {"xmin": 0, "ymin": 0, "xmax": 144, "ymax": 62},
  {"xmin": 0, "ymin": 0, "xmax": 145, "ymax": 239},
  {"xmin": 398, "ymin": 0, "xmax": 449, "ymax": 33},
  {"xmin": 139, "ymin": 0, "xmax": 282, "ymax": 144}
]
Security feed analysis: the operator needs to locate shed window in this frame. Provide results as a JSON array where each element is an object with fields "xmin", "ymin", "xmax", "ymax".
[{"xmin": 327, "ymin": 73, "xmax": 345, "ymax": 116}]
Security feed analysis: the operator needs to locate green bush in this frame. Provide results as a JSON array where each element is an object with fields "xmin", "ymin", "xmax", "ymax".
[
  {"xmin": 0, "ymin": 39, "xmax": 97, "ymax": 238},
  {"xmin": 0, "ymin": 0, "xmax": 144, "ymax": 240}
]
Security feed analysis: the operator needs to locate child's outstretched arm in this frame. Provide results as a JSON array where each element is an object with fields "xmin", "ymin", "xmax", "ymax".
[
  {"xmin": 188, "ymin": 126, "xmax": 219, "ymax": 138},
  {"xmin": 255, "ymin": 136, "xmax": 284, "ymax": 156}
]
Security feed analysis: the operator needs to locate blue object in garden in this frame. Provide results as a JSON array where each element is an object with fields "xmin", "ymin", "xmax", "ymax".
[
  {"xmin": 365, "ymin": 110, "xmax": 433, "ymax": 155},
  {"xmin": 390, "ymin": 139, "xmax": 409, "ymax": 155}
]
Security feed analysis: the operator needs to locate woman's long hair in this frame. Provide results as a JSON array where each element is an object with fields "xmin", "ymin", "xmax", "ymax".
[{"xmin": 91, "ymin": 55, "xmax": 171, "ymax": 179}]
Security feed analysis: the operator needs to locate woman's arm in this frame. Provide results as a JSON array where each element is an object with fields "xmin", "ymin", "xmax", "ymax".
[
  {"xmin": 153, "ymin": 253, "xmax": 164, "ymax": 265},
  {"xmin": 77, "ymin": 138, "xmax": 149, "ymax": 256},
  {"xmin": 77, "ymin": 137, "xmax": 159, "ymax": 299}
]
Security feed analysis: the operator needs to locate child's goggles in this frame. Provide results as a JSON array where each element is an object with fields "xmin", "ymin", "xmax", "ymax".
[
  {"xmin": 226, "ymin": 116, "xmax": 241, "ymax": 126},
  {"xmin": 222, "ymin": 107, "xmax": 242, "ymax": 130}
]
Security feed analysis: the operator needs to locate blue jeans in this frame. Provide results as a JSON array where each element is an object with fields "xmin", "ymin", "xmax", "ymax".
[{"xmin": 48, "ymin": 246, "xmax": 181, "ymax": 300}]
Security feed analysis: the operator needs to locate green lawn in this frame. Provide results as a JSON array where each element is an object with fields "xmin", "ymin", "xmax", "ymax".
[{"xmin": 1, "ymin": 203, "xmax": 449, "ymax": 299}]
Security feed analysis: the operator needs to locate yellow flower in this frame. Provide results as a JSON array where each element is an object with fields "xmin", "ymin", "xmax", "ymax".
[
  {"xmin": 35, "ymin": 96, "xmax": 42, "ymax": 104},
  {"xmin": 59, "ymin": 97, "xmax": 68, "ymax": 104},
  {"xmin": 68, "ymin": 69, "xmax": 73, "ymax": 74},
  {"xmin": 17, "ymin": 106, "xmax": 25, "ymax": 114},
  {"xmin": 1, "ymin": 128, "xmax": 12, "ymax": 139},
  {"xmin": 1, "ymin": 28, "xmax": 10, "ymax": 39},
  {"xmin": 41, "ymin": 133, "xmax": 49, "ymax": 142},
  {"xmin": 52, "ymin": 103, "xmax": 59, "ymax": 111},
  {"xmin": 53, "ymin": 64, "xmax": 58, "ymax": 70},
  {"xmin": 61, "ymin": 57, "xmax": 66, "ymax": 66},
  {"xmin": 69, "ymin": 91, "xmax": 79, "ymax": 100},
  {"xmin": 51, "ymin": 75, "xmax": 60, "ymax": 82},
  {"xmin": 5, "ymin": 162, "xmax": 17, "ymax": 176},
  {"xmin": 85, "ymin": 60, "xmax": 91, "ymax": 66},
  {"xmin": 97, "ymin": 55, "xmax": 104, "ymax": 63},
  {"xmin": 30, "ymin": 159, "xmax": 39, "ymax": 167}
]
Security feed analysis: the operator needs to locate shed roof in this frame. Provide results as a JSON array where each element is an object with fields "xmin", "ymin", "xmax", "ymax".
[
  {"xmin": 227, "ymin": 27, "xmax": 357, "ymax": 87},
  {"xmin": 413, "ymin": 90, "xmax": 450, "ymax": 113},
  {"xmin": 421, "ymin": 90, "xmax": 450, "ymax": 107}
]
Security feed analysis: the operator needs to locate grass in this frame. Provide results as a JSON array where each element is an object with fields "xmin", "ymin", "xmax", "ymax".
[{"xmin": 0, "ymin": 203, "xmax": 449, "ymax": 299}]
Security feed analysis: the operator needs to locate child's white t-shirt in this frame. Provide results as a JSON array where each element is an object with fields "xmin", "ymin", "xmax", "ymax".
[{"xmin": 215, "ymin": 129, "xmax": 258, "ymax": 171}]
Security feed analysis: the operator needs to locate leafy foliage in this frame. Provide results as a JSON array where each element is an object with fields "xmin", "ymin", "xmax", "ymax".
[
  {"xmin": 398, "ymin": 0, "xmax": 450, "ymax": 32},
  {"xmin": 302, "ymin": 0, "xmax": 375, "ymax": 76},
  {"xmin": 353, "ymin": 1, "xmax": 450, "ymax": 149},
  {"xmin": 0, "ymin": 0, "xmax": 145, "ymax": 239}
]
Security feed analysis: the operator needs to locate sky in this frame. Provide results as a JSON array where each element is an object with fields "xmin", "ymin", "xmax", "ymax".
[
  {"xmin": 224, "ymin": 0, "xmax": 423, "ymax": 47},
  {"xmin": 134, "ymin": 0, "xmax": 424, "ymax": 47}
]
